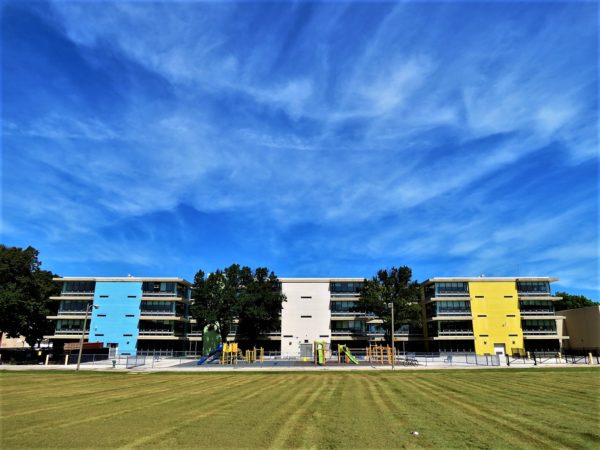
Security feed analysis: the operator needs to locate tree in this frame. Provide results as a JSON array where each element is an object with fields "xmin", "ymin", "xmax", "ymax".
[
  {"xmin": 554, "ymin": 291, "xmax": 597, "ymax": 311},
  {"xmin": 190, "ymin": 264, "xmax": 285, "ymax": 346},
  {"xmin": 0, "ymin": 245, "xmax": 60, "ymax": 347},
  {"xmin": 236, "ymin": 267, "xmax": 286, "ymax": 344},
  {"xmin": 357, "ymin": 266, "xmax": 422, "ymax": 344}
]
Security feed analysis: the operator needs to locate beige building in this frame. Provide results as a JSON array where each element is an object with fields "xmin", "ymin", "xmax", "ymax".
[
  {"xmin": 0, "ymin": 333, "xmax": 29, "ymax": 349},
  {"xmin": 561, "ymin": 306, "xmax": 600, "ymax": 351}
]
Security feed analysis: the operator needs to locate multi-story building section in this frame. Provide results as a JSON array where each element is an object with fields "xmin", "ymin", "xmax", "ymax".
[
  {"xmin": 280, "ymin": 278, "xmax": 424, "ymax": 358},
  {"xmin": 422, "ymin": 277, "xmax": 568, "ymax": 356},
  {"xmin": 45, "ymin": 275, "xmax": 570, "ymax": 358},
  {"xmin": 45, "ymin": 277, "xmax": 192, "ymax": 356}
]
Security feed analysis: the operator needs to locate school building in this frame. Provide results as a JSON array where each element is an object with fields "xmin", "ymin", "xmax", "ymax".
[{"xmin": 45, "ymin": 275, "xmax": 569, "ymax": 357}]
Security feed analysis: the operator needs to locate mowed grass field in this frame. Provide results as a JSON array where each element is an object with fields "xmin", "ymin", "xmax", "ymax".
[{"xmin": 1, "ymin": 369, "xmax": 598, "ymax": 449}]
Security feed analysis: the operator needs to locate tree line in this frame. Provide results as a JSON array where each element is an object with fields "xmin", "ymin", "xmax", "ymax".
[{"xmin": 0, "ymin": 244, "xmax": 597, "ymax": 349}]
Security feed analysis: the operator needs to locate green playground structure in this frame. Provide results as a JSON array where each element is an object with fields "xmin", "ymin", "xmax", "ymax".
[
  {"xmin": 314, "ymin": 341, "xmax": 326, "ymax": 365},
  {"xmin": 338, "ymin": 344, "xmax": 359, "ymax": 364}
]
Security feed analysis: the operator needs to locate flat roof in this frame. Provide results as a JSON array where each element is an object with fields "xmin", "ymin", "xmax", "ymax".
[
  {"xmin": 53, "ymin": 277, "xmax": 193, "ymax": 287},
  {"xmin": 280, "ymin": 278, "xmax": 365, "ymax": 283},
  {"xmin": 423, "ymin": 277, "xmax": 559, "ymax": 285}
]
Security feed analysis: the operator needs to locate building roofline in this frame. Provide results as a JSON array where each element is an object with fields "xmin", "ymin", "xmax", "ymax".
[
  {"xmin": 280, "ymin": 277, "xmax": 365, "ymax": 283},
  {"xmin": 422, "ymin": 277, "xmax": 559, "ymax": 285},
  {"xmin": 52, "ymin": 277, "xmax": 193, "ymax": 287}
]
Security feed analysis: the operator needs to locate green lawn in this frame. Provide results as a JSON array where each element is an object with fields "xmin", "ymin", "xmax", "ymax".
[{"xmin": 1, "ymin": 368, "xmax": 598, "ymax": 449}]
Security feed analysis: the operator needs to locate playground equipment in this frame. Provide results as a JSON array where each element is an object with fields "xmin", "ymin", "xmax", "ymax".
[
  {"xmin": 197, "ymin": 342, "xmax": 265, "ymax": 366},
  {"xmin": 314, "ymin": 341, "xmax": 326, "ymax": 365},
  {"xmin": 243, "ymin": 347, "xmax": 264, "ymax": 364},
  {"xmin": 338, "ymin": 345, "xmax": 359, "ymax": 364},
  {"xmin": 367, "ymin": 345, "xmax": 393, "ymax": 365},
  {"xmin": 197, "ymin": 344, "xmax": 223, "ymax": 365},
  {"xmin": 221, "ymin": 342, "xmax": 240, "ymax": 365}
]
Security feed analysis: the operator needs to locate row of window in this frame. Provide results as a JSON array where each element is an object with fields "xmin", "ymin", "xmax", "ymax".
[
  {"xmin": 435, "ymin": 282, "xmax": 469, "ymax": 294},
  {"xmin": 517, "ymin": 282, "xmax": 550, "ymax": 293},
  {"xmin": 521, "ymin": 319, "xmax": 556, "ymax": 331},
  {"xmin": 58, "ymin": 300, "xmax": 92, "ymax": 312},
  {"xmin": 330, "ymin": 282, "xmax": 363, "ymax": 293},
  {"xmin": 62, "ymin": 281, "xmax": 95, "ymax": 293},
  {"xmin": 331, "ymin": 320, "xmax": 366, "ymax": 332},
  {"xmin": 330, "ymin": 301, "xmax": 358, "ymax": 312}
]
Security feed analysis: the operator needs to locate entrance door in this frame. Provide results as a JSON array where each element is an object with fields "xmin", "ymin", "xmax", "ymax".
[
  {"xmin": 108, "ymin": 343, "xmax": 118, "ymax": 358},
  {"xmin": 493, "ymin": 343, "xmax": 506, "ymax": 357}
]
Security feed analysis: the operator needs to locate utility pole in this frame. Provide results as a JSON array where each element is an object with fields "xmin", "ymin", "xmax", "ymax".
[{"xmin": 76, "ymin": 303, "xmax": 95, "ymax": 371}]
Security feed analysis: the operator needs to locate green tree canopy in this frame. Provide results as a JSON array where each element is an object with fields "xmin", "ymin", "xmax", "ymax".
[
  {"xmin": 554, "ymin": 291, "xmax": 597, "ymax": 311},
  {"xmin": 190, "ymin": 264, "xmax": 285, "ymax": 346},
  {"xmin": 0, "ymin": 245, "xmax": 60, "ymax": 347},
  {"xmin": 357, "ymin": 266, "xmax": 422, "ymax": 344}
]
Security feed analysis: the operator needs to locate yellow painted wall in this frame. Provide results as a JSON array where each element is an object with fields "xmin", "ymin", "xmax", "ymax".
[{"xmin": 469, "ymin": 281, "xmax": 524, "ymax": 355}]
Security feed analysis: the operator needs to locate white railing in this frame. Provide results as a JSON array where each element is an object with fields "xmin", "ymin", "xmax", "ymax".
[
  {"xmin": 522, "ymin": 330, "xmax": 557, "ymax": 335},
  {"xmin": 60, "ymin": 292, "xmax": 94, "ymax": 297},
  {"xmin": 438, "ymin": 330, "xmax": 474, "ymax": 336},
  {"xmin": 138, "ymin": 330, "xmax": 175, "ymax": 336}
]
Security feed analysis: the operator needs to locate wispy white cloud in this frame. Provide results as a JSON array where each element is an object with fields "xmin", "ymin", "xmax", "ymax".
[{"xmin": 2, "ymin": 2, "xmax": 597, "ymax": 295}]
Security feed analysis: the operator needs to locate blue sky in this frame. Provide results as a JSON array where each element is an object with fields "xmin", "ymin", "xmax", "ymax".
[{"xmin": 1, "ymin": 2, "xmax": 598, "ymax": 298}]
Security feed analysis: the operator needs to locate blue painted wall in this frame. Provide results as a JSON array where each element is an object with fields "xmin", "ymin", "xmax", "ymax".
[{"xmin": 89, "ymin": 281, "xmax": 142, "ymax": 355}]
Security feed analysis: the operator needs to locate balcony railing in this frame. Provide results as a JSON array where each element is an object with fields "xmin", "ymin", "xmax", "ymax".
[
  {"xmin": 520, "ymin": 309, "xmax": 555, "ymax": 315},
  {"xmin": 140, "ymin": 310, "xmax": 177, "ymax": 316},
  {"xmin": 141, "ymin": 292, "xmax": 182, "ymax": 298},
  {"xmin": 517, "ymin": 292, "xmax": 552, "ymax": 297},
  {"xmin": 522, "ymin": 329, "xmax": 557, "ymax": 335},
  {"xmin": 60, "ymin": 292, "xmax": 94, "ymax": 297},
  {"xmin": 56, "ymin": 310, "xmax": 88, "ymax": 315},
  {"xmin": 331, "ymin": 330, "xmax": 366, "ymax": 336},
  {"xmin": 437, "ymin": 330, "xmax": 474, "ymax": 336},
  {"xmin": 435, "ymin": 310, "xmax": 472, "ymax": 316},
  {"xmin": 55, "ymin": 329, "xmax": 89, "ymax": 335},
  {"xmin": 435, "ymin": 291, "xmax": 470, "ymax": 297},
  {"xmin": 138, "ymin": 330, "xmax": 175, "ymax": 336},
  {"xmin": 330, "ymin": 311, "xmax": 368, "ymax": 316}
]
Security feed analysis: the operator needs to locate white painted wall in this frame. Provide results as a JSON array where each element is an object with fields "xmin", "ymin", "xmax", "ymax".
[{"xmin": 280, "ymin": 280, "xmax": 331, "ymax": 357}]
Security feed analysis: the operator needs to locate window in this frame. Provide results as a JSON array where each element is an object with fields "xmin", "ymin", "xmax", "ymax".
[
  {"xmin": 141, "ymin": 301, "xmax": 175, "ymax": 313},
  {"xmin": 58, "ymin": 300, "xmax": 91, "ymax": 312},
  {"xmin": 331, "ymin": 320, "xmax": 365, "ymax": 333},
  {"xmin": 517, "ymin": 281, "xmax": 550, "ymax": 294},
  {"xmin": 62, "ymin": 281, "xmax": 95, "ymax": 293},
  {"xmin": 56, "ymin": 319, "xmax": 88, "ymax": 331},
  {"xmin": 330, "ymin": 301, "xmax": 358, "ymax": 313},
  {"xmin": 330, "ymin": 282, "xmax": 364, "ymax": 293},
  {"xmin": 435, "ymin": 282, "xmax": 469, "ymax": 295}
]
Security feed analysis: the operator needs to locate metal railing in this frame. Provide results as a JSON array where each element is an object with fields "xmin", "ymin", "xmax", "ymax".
[
  {"xmin": 519, "ymin": 310, "xmax": 555, "ymax": 315},
  {"xmin": 522, "ymin": 330, "xmax": 557, "ymax": 335},
  {"xmin": 138, "ymin": 330, "xmax": 176, "ymax": 336},
  {"xmin": 435, "ymin": 310, "xmax": 472, "ymax": 316},
  {"xmin": 437, "ymin": 330, "xmax": 474, "ymax": 336},
  {"xmin": 55, "ymin": 330, "xmax": 89, "ymax": 335}
]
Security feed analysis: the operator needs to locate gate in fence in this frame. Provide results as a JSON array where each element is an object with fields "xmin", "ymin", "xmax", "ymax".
[{"xmin": 126, "ymin": 355, "xmax": 146, "ymax": 369}]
